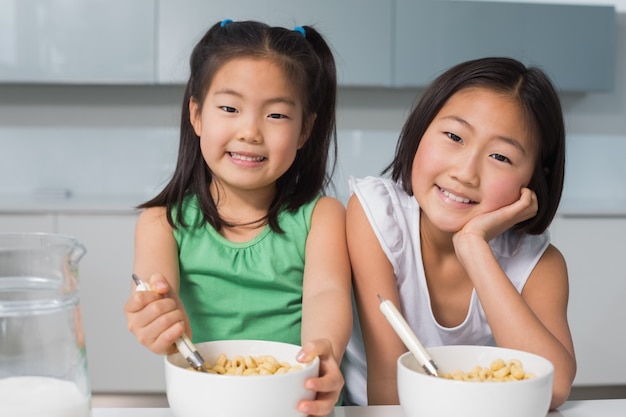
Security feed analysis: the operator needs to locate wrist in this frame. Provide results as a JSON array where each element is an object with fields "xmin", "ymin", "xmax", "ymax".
[{"xmin": 453, "ymin": 232, "xmax": 490, "ymax": 264}]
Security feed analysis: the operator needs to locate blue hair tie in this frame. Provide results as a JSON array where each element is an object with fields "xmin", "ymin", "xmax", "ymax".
[
  {"xmin": 293, "ymin": 26, "xmax": 306, "ymax": 37},
  {"xmin": 220, "ymin": 19, "xmax": 233, "ymax": 27}
]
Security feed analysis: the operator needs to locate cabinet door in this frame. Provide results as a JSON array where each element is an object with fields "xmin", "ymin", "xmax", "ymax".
[
  {"xmin": 550, "ymin": 217, "xmax": 626, "ymax": 385},
  {"xmin": 157, "ymin": 0, "xmax": 392, "ymax": 86},
  {"xmin": 57, "ymin": 213, "xmax": 165, "ymax": 393},
  {"xmin": 394, "ymin": 0, "xmax": 616, "ymax": 92},
  {"xmin": 0, "ymin": 214, "xmax": 55, "ymax": 233},
  {"xmin": 0, "ymin": 0, "xmax": 155, "ymax": 83}
]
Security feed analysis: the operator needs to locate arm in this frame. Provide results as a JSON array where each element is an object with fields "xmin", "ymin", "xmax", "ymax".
[
  {"xmin": 298, "ymin": 196, "xmax": 352, "ymax": 416},
  {"xmin": 346, "ymin": 194, "xmax": 407, "ymax": 405},
  {"xmin": 453, "ymin": 190, "xmax": 576, "ymax": 409},
  {"xmin": 124, "ymin": 206, "xmax": 190, "ymax": 355}
]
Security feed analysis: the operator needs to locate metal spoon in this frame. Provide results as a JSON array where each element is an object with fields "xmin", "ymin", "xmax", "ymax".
[
  {"xmin": 378, "ymin": 294, "xmax": 439, "ymax": 377},
  {"xmin": 132, "ymin": 274, "xmax": 208, "ymax": 372}
]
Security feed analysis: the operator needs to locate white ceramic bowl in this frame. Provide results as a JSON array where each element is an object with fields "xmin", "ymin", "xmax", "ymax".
[
  {"xmin": 165, "ymin": 340, "xmax": 319, "ymax": 417},
  {"xmin": 398, "ymin": 345, "xmax": 554, "ymax": 417}
]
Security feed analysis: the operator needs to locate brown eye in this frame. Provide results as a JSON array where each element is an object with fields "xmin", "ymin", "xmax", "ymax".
[
  {"xmin": 446, "ymin": 132, "xmax": 463, "ymax": 143},
  {"xmin": 490, "ymin": 153, "xmax": 511, "ymax": 164}
]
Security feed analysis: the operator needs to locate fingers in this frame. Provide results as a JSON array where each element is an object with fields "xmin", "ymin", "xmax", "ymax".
[
  {"xmin": 146, "ymin": 273, "xmax": 172, "ymax": 295},
  {"xmin": 297, "ymin": 339, "xmax": 337, "ymax": 362},
  {"xmin": 461, "ymin": 188, "xmax": 539, "ymax": 243},
  {"xmin": 495, "ymin": 188, "xmax": 537, "ymax": 223},
  {"xmin": 494, "ymin": 188, "xmax": 537, "ymax": 232},
  {"xmin": 297, "ymin": 340, "xmax": 344, "ymax": 417},
  {"xmin": 517, "ymin": 188, "xmax": 538, "ymax": 221},
  {"xmin": 125, "ymin": 284, "xmax": 185, "ymax": 355}
]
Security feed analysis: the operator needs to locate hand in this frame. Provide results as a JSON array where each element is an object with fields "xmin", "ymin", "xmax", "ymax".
[
  {"xmin": 124, "ymin": 273, "xmax": 187, "ymax": 355},
  {"xmin": 296, "ymin": 339, "xmax": 344, "ymax": 417},
  {"xmin": 455, "ymin": 187, "xmax": 538, "ymax": 244}
]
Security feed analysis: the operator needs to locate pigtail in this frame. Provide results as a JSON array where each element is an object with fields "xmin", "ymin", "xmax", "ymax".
[
  {"xmin": 283, "ymin": 25, "xmax": 338, "ymax": 212},
  {"xmin": 304, "ymin": 25, "xmax": 338, "ymax": 190}
]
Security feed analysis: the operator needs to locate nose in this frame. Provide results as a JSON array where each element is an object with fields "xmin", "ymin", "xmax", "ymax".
[
  {"xmin": 236, "ymin": 114, "xmax": 262, "ymax": 144},
  {"xmin": 449, "ymin": 149, "xmax": 480, "ymax": 187}
]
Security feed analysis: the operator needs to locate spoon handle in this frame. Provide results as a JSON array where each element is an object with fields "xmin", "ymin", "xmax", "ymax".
[
  {"xmin": 131, "ymin": 274, "xmax": 208, "ymax": 372},
  {"xmin": 378, "ymin": 294, "xmax": 439, "ymax": 377}
]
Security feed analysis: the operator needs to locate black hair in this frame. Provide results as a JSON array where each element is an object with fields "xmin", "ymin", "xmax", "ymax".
[
  {"xmin": 139, "ymin": 20, "xmax": 337, "ymax": 232},
  {"xmin": 386, "ymin": 57, "xmax": 565, "ymax": 234}
]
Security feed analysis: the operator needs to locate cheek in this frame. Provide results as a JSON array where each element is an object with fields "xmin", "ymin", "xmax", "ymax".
[
  {"xmin": 275, "ymin": 128, "xmax": 305, "ymax": 156},
  {"xmin": 198, "ymin": 138, "xmax": 214, "ymax": 168},
  {"xmin": 198, "ymin": 125, "xmax": 225, "ymax": 164},
  {"xmin": 410, "ymin": 142, "xmax": 441, "ymax": 188},
  {"xmin": 276, "ymin": 141, "xmax": 300, "ymax": 168},
  {"xmin": 483, "ymin": 176, "xmax": 527, "ymax": 210}
]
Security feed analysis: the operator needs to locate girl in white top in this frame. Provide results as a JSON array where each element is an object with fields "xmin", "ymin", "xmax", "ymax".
[{"xmin": 343, "ymin": 57, "xmax": 576, "ymax": 410}]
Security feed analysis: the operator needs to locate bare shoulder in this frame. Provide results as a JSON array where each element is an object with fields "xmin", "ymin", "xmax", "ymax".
[
  {"xmin": 345, "ymin": 193, "xmax": 373, "ymax": 236},
  {"xmin": 136, "ymin": 206, "xmax": 171, "ymax": 232},
  {"xmin": 304, "ymin": 196, "xmax": 350, "ymax": 285},
  {"xmin": 134, "ymin": 206, "xmax": 179, "ymax": 285},
  {"xmin": 346, "ymin": 193, "xmax": 366, "ymax": 220},
  {"xmin": 345, "ymin": 192, "xmax": 390, "ymax": 274},
  {"xmin": 535, "ymin": 243, "xmax": 567, "ymax": 277},
  {"xmin": 523, "ymin": 243, "xmax": 569, "ymax": 301},
  {"xmin": 346, "ymin": 192, "xmax": 360, "ymax": 212},
  {"xmin": 310, "ymin": 196, "xmax": 346, "ymax": 226},
  {"xmin": 135, "ymin": 206, "xmax": 175, "ymax": 248},
  {"xmin": 313, "ymin": 195, "xmax": 346, "ymax": 214}
]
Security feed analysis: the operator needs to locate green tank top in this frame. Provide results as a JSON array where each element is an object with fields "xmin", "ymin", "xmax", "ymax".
[{"xmin": 173, "ymin": 195, "xmax": 320, "ymax": 345}]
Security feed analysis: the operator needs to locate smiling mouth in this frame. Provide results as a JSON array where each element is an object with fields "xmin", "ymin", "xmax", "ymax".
[
  {"xmin": 439, "ymin": 187, "xmax": 477, "ymax": 204},
  {"xmin": 228, "ymin": 152, "xmax": 266, "ymax": 162}
]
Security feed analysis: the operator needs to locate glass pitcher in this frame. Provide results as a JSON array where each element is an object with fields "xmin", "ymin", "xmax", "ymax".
[{"xmin": 0, "ymin": 232, "xmax": 91, "ymax": 417}]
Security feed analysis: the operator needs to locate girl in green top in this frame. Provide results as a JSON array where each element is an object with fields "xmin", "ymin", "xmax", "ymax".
[{"xmin": 124, "ymin": 20, "xmax": 351, "ymax": 416}]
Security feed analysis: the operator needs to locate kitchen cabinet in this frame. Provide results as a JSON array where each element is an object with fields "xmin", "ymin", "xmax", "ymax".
[
  {"xmin": 57, "ymin": 213, "xmax": 165, "ymax": 393},
  {"xmin": 159, "ymin": 0, "xmax": 615, "ymax": 91},
  {"xmin": 0, "ymin": 213, "xmax": 55, "ymax": 233},
  {"xmin": 550, "ymin": 216, "xmax": 626, "ymax": 385},
  {"xmin": 394, "ymin": 0, "xmax": 616, "ymax": 92},
  {"xmin": 0, "ymin": 0, "xmax": 156, "ymax": 83},
  {"xmin": 0, "ymin": 0, "xmax": 616, "ymax": 91},
  {"xmin": 157, "ymin": 0, "xmax": 392, "ymax": 86}
]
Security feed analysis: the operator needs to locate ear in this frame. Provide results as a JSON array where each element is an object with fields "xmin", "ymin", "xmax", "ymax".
[
  {"xmin": 298, "ymin": 113, "xmax": 317, "ymax": 149},
  {"xmin": 189, "ymin": 97, "xmax": 202, "ymax": 137}
]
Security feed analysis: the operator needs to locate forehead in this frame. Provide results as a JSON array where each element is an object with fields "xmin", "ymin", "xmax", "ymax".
[
  {"xmin": 441, "ymin": 87, "xmax": 522, "ymax": 119},
  {"xmin": 210, "ymin": 57, "xmax": 299, "ymax": 97}
]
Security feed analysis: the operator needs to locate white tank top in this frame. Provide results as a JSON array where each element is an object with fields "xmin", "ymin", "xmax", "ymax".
[{"xmin": 342, "ymin": 176, "xmax": 550, "ymax": 405}]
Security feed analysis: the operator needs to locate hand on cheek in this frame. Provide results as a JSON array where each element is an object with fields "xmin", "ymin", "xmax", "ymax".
[{"xmin": 456, "ymin": 188, "xmax": 538, "ymax": 244}]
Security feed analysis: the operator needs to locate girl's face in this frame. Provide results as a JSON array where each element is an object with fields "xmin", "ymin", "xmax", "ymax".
[
  {"xmin": 190, "ymin": 57, "xmax": 312, "ymax": 198},
  {"xmin": 411, "ymin": 87, "xmax": 537, "ymax": 233}
]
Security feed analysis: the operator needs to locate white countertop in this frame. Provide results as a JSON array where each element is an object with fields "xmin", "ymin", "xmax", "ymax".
[
  {"xmin": 91, "ymin": 399, "xmax": 626, "ymax": 417},
  {"xmin": 0, "ymin": 195, "xmax": 143, "ymax": 214},
  {"xmin": 1, "ymin": 195, "xmax": 625, "ymax": 217}
]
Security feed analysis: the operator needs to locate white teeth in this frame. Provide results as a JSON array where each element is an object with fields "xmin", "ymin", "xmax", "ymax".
[
  {"xmin": 442, "ymin": 189, "xmax": 472, "ymax": 203},
  {"xmin": 229, "ymin": 152, "xmax": 264, "ymax": 162}
]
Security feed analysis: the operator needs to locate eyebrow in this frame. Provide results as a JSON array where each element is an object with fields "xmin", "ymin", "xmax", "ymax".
[
  {"xmin": 442, "ymin": 115, "xmax": 528, "ymax": 156},
  {"xmin": 213, "ymin": 88, "xmax": 297, "ymax": 106}
]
